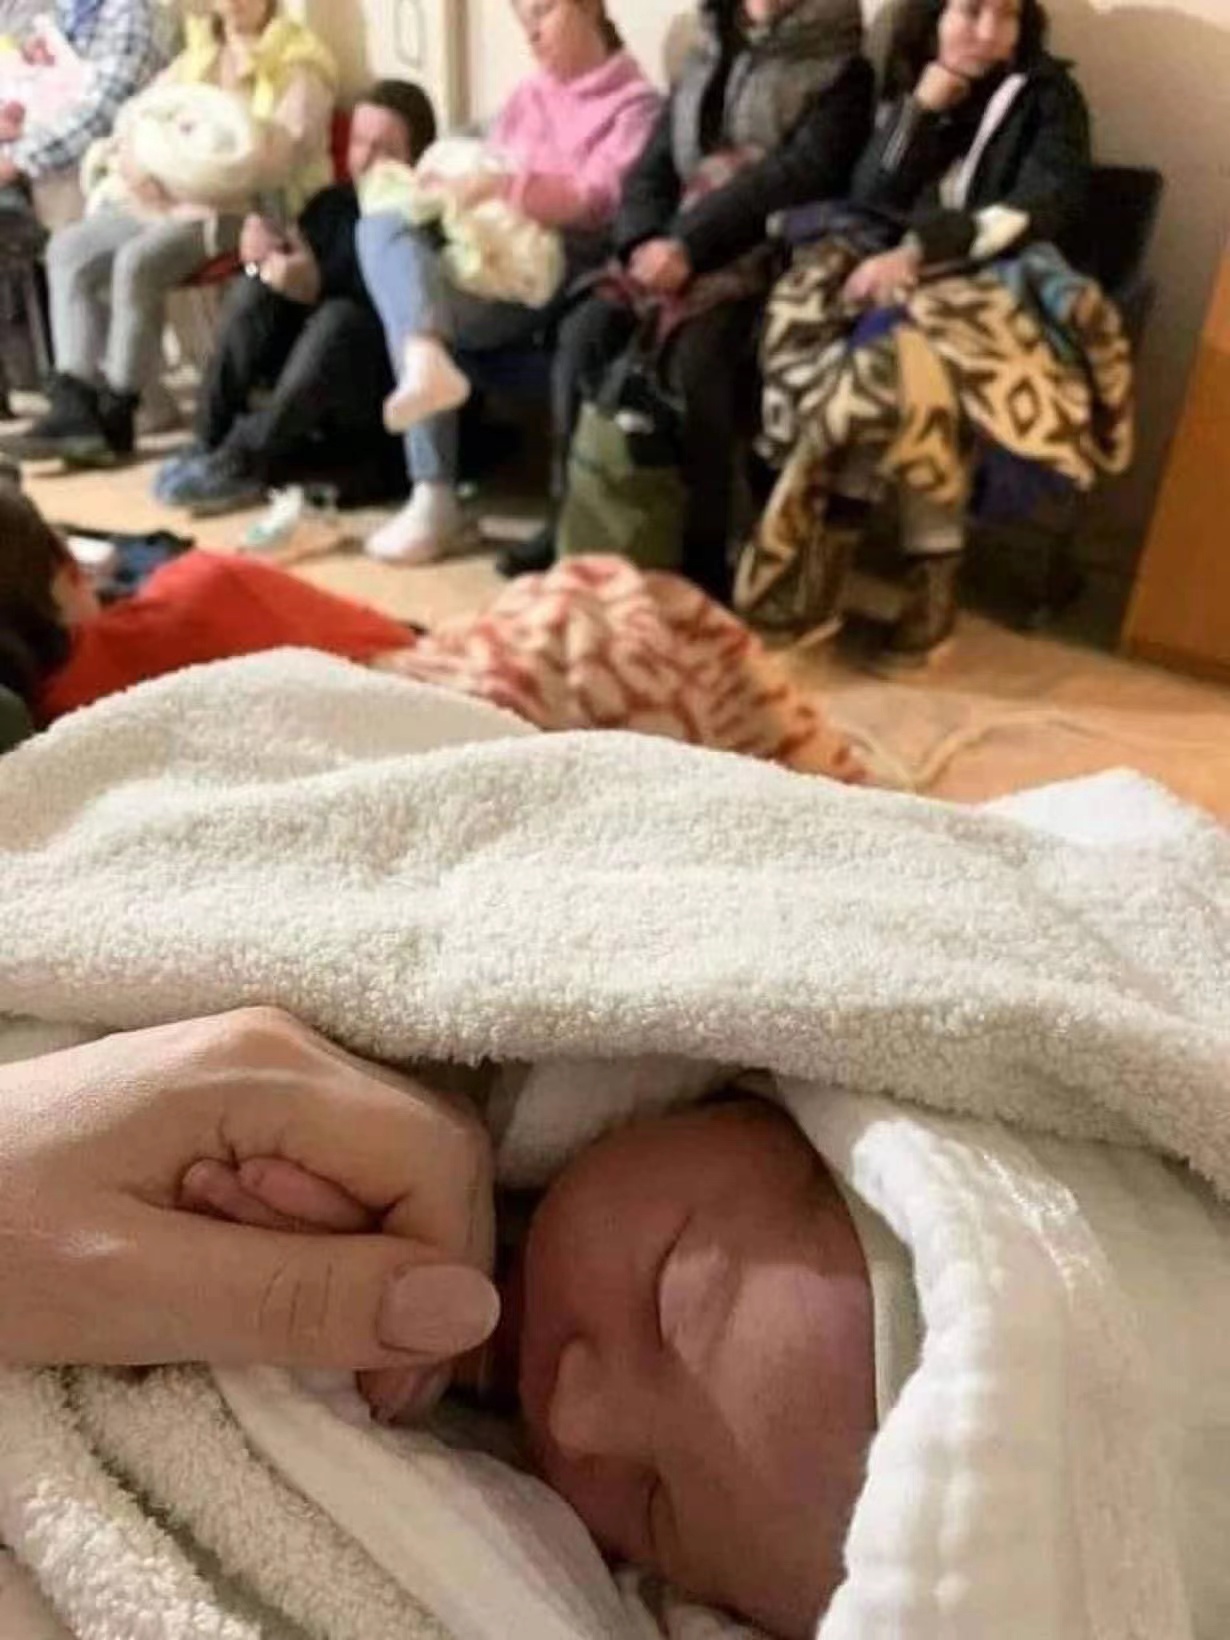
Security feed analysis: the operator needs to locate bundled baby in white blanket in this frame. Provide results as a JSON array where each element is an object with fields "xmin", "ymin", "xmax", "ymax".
[
  {"xmin": 82, "ymin": 82, "xmax": 266, "ymax": 220},
  {"xmin": 220, "ymin": 1082, "xmax": 1230, "ymax": 1640},
  {"xmin": 359, "ymin": 138, "xmax": 565, "ymax": 310}
]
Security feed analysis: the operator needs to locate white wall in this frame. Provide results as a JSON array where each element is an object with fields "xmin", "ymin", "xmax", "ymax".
[
  {"xmin": 350, "ymin": 0, "xmax": 1230, "ymax": 559},
  {"xmin": 292, "ymin": 0, "xmax": 469, "ymax": 125}
]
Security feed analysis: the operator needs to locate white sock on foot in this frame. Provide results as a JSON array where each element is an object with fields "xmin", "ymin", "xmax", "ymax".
[
  {"xmin": 383, "ymin": 337, "xmax": 471, "ymax": 434},
  {"xmin": 365, "ymin": 483, "xmax": 470, "ymax": 565}
]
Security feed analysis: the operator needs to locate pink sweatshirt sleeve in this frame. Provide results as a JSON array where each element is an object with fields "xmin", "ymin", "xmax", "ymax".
[{"xmin": 492, "ymin": 73, "xmax": 661, "ymax": 233}]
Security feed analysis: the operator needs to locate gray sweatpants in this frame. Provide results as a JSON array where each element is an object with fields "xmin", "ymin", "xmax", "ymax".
[{"xmin": 47, "ymin": 209, "xmax": 239, "ymax": 394}]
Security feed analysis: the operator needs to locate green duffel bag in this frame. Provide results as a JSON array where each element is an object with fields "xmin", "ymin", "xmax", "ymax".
[{"xmin": 556, "ymin": 324, "xmax": 687, "ymax": 573}]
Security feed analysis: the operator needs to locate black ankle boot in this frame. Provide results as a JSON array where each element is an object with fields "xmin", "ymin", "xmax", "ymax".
[
  {"xmin": 0, "ymin": 372, "xmax": 104, "ymax": 461},
  {"xmin": 883, "ymin": 552, "xmax": 962, "ymax": 665},
  {"xmin": 497, "ymin": 522, "xmax": 556, "ymax": 579},
  {"xmin": 72, "ymin": 385, "xmax": 140, "ymax": 467}
]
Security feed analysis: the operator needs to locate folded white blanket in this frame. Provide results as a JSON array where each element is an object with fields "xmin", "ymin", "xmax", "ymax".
[{"xmin": 0, "ymin": 651, "xmax": 1227, "ymax": 1640}]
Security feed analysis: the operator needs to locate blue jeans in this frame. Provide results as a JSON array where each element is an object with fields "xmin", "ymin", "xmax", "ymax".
[{"xmin": 356, "ymin": 211, "xmax": 548, "ymax": 486}]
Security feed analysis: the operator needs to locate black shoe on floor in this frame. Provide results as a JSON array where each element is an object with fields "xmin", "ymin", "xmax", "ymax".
[
  {"xmin": 878, "ymin": 552, "xmax": 962, "ymax": 668},
  {"xmin": 61, "ymin": 386, "xmax": 139, "ymax": 467},
  {"xmin": 177, "ymin": 446, "xmax": 267, "ymax": 518},
  {"xmin": 497, "ymin": 523, "xmax": 556, "ymax": 579},
  {"xmin": 0, "ymin": 373, "xmax": 105, "ymax": 461}
]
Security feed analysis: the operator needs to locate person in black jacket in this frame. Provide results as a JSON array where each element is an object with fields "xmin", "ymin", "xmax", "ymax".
[
  {"xmin": 843, "ymin": 0, "xmax": 1088, "ymax": 308},
  {"xmin": 500, "ymin": 0, "xmax": 874, "ymax": 597},
  {"xmin": 741, "ymin": 0, "xmax": 1091, "ymax": 660},
  {"xmin": 154, "ymin": 79, "xmax": 437, "ymax": 516}
]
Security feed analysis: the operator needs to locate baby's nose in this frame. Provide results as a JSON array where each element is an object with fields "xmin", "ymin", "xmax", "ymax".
[{"xmin": 548, "ymin": 1338, "xmax": 645, "ymax": 1464}]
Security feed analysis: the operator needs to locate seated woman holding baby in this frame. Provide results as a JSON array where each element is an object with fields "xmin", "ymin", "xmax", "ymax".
[
  {"xmin": 353, "ymin": 0, "xmax": 662, "ymax": 566},
  {"xmin": 3, "ymin": 0, "xmax": 337, "ymax": 469},
  {"xmin": 735, "ymin": 0, "xmax": 1132, "ymax": 664}
]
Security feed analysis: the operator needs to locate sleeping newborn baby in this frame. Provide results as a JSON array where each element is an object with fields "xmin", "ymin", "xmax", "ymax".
[
  {"xmin": 507, "ymin": 1099, "xmax": 902, "ymax": 1638},
  {"xmin": 202, "ymin": 1094, "xmax": 902, "ymax": 1638},
  {"xmin": 197, "ymin": 1078, "xmax": 1230, "ymax": 1639},
  {"xmin": 499, "ymin": 1095, "xmax": 1230, "ymax": 1640}
]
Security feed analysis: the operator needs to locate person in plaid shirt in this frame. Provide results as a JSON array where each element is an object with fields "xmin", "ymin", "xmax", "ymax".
[{"xmin": 0, "ymin": 0, "xmax": 170, "ymax": 198}]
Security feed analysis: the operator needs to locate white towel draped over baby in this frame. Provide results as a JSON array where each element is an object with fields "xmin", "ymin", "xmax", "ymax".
[{"xmin": 0, "ymin": 650, "xmax": 1227, "ymax": 1640}]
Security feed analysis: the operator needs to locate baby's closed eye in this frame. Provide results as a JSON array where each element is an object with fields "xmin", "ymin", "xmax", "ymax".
[{"xmin": 656, "ymin": 1223, "xmax": 737, "ymax": 1373}]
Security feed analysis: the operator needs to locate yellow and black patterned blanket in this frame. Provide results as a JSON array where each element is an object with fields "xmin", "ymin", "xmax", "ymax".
[{"xmin": 736, "ymin": 239, "xmax": 1134, "ymax": 634}]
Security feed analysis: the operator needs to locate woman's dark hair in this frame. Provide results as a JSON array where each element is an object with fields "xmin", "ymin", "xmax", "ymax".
[
  {"xmin": 0, "ymin": 482, "xmax": 73, "ymax": 710},
  {"xmin": 884, "ymin": 0, "xmax": 1049, "ymax": 99},
  {"xmin": 570, "ymin": 0, "xmax": 623, "ymax": 54},
  {"xmin": 361, "ymin": 79, "xmax": 439, "ymax": 162},
  {"xmin": 597, "ymin": 5, "xmax": 623, "ymax": 54}
]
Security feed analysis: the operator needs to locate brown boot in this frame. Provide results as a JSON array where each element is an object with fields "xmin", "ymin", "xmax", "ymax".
[{"xmin": 882, "ymin": 552, "xmax": 961, "ymax": 666}]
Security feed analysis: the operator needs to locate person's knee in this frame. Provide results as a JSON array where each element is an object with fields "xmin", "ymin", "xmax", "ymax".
[
  {"xmin": 220, "ymin": 271, "xmax": 277, "ymax": 328},
  {"xmin": 46, "ymin": 221, "xmax": 98, "ymax": 287},
  {"xmin": 290, "ymin": 302, "xmax": 374, "ymax": 384},
  {"xmin": 111, "ymin": 232, "xmax": 179, "ymax": 305},
  {"xmin": 355, "ymin": 210, "xmax": 416, "ymax": 283},
  {"xmin": 303, "ymin": 299, "xmax": 364, "ymax": 354}
]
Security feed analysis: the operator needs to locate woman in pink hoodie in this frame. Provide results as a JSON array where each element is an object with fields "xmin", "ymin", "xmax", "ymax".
[{"xmin": 357, "ymin": 0, "xmax": 660, "ymax": 564}]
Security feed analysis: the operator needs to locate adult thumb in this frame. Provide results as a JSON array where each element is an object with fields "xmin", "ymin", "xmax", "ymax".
[{"xmin": 122, "ymin": 1209, "xmax": 501, "ymax": 1371}]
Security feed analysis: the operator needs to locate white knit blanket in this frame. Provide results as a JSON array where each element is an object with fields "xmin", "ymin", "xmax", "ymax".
[
  {"xmin": 83, "ymin": 83, "xmax": 260, "ymax": 216},
  {"xmin": 359, "ymin": 144, "xmax": 566, "ymax": 310},
  {"xmin": 1, "ymin": 650, "xmax": 1228, "ymax": 1640}
]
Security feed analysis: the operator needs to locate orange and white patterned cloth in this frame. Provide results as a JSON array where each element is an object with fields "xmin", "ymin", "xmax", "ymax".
[{"xmin": 373, "ymin": 555, "xmax": 863, "ymax": 783}]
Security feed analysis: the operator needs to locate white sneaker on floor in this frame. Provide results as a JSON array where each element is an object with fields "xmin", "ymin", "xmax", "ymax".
[
  {"xmin": 364, "ymin": 484, "xmax": 477, "ymax": 565},
  {"xmin": 242, "ymin": 485, "xmax": 308, "ymax": 552},
  {"xmin": 383, "ymin": 337, "xmax": 471, "ymax": 434}
]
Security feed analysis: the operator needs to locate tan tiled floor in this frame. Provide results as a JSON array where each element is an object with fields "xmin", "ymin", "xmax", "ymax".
[{"xmin": 23, "ymin": 445, "xmax": 1230, "ymax": 820}]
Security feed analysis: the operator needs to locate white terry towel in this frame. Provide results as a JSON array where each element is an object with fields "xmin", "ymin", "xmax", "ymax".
[{"xmin": 0, "ymin": 650, "xmax": 1227, "ymax": 1640}]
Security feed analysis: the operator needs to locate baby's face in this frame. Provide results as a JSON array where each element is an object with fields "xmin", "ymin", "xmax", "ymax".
[{"xmin": 517, "ymin": 1103, "xmax": 876, "ymax": 1639}]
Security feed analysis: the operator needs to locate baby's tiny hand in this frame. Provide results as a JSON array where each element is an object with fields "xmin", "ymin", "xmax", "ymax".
[
  {"xmin": 181, "ymin": 1154, "xmax": 374, "ymax": 1233},
  {"xmin": 181, "ymin": 1071, "xmax": 496, "ymax": 1430}
]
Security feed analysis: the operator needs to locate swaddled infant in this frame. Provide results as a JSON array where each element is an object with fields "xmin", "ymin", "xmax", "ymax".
[
  {"xmin": 199, "ymin": 1059, "xmax": 1230, "ymax": 1639},
  {"xmin": 204, "ymin": 1095, "xmax": 896, "ymax": 1638},
  {"xmin": 505, "ymin": 1100, "xmax": 900, "ymax": 1639}
]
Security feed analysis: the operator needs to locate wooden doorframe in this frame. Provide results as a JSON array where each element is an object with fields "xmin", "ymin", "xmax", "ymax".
[
  {"xmin": 293, "ymin": 0, "xmax": 471, "ymax": 126},
  {"xmin": 389, "ymin": 0, "xmax": 470, "ymax": 126}
]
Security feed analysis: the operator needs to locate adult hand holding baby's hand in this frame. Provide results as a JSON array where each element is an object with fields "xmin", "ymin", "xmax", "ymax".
[{"xmin": 0, "ymin": 1008, "xmax": 498, "ymax": 1418}]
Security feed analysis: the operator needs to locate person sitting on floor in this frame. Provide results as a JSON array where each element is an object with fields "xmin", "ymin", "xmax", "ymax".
[
  {"xmin": 153, "ymin": 79, "xmax": 438, "ymax": 518},
  {"xmin": 355, "ymin": 0, "xmax": 662, "ymax": 566},
  {"xmin": 0, "ymin": 481, "xmax": 415, "ymax": 725},
  {"xmin": 734, "ymin": 0, "xmax": 1098, "ymax": 663},
  {"xmin": 3, "ymin": 0, "xmax": 337, "ymax": 470},
  {"xmin": 500, "ymin": 0, "xmax": 875, "ymax": 600},
  {"xmin": 0, "ymin": 0, "xmax": 171, "ymax": 255},
  {"xmin": 0, "ymin": 480, "xmax": 862, "ymax": 777}
]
